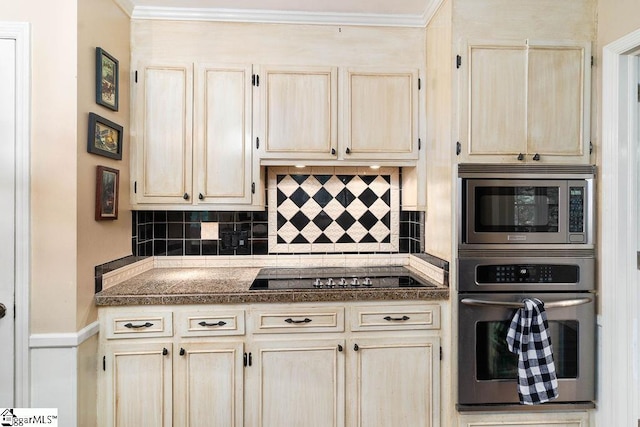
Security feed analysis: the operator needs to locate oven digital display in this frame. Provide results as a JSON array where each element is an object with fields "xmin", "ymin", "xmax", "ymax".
[{"xmin": 476, "ymin": 264, "xmax": 580, "ymax": 283}]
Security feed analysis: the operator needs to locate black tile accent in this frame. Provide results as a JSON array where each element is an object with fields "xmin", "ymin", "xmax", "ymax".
[
  {"xmin": 154, "ymin": 224, "xmax": 167, "ymax": 239},
  {"xmin": 291, "ymin": 235, "xmax": 309, "ymax": 244},
  {"xmin": 289, "ymin": 211, "xmax": 310, "ymax": 231},
  {"xmin": 312, "ymin": 187, "xmax": 332, "ymax": 207},
  {"xmin": 291, "ymin": 174, "xmax": 309, "ymax": 185},
  {"xmin": 185, "ymin": 223, "xmax": 201, "ymax": 239},
  {"xmin": 153, "ymin": 211, "xmax": 167, "ymax": 222},
  {"xmin": 167, "ymin": 240, "xmax": 184, "ymax": 256},
  {"xmin": 312, "ymin": 211, "xmax": 332, "ymax": 231},
  {"xmin": 314, "ymin": 175, "xmax": 332, "ymax": 185},
  {"xmin": 167, "ymin": 211, "xmax": 184, "ymax": 222},
  {"xmin": 154, "ymin": 240, "xmax": 167, "ymax": 255},
  {"xmin": 358, "ymin": 211, "xmax": 378, "ymax": 230},
  {"xmin": 335, "ymin": 211, "xmax": 356, "ymax": 230},
  {"xmin": 335, "ymin": 188, "xmax": 356, "ymax": 207},
  {"xmin": 337, "ymin": 175, "xmax": 354, "ymax": 185},
  {"xmin": 314, "ymin": 233, "xmax": 332, "ymax": 244},
  {"xmin": 252, "ymin": 223, "xmax": 268, "ymax": 238},
  {"xmin": 252, "ymin": 239, "xmax": 268, "ymax": 255},
  {"xmin": 361, "ymin": 233, "xmax": 378, "ymax": 243},
  {"xmin": 289, "ymin": 187, "xmax": 310, "ymax": 208},
  {"xmin": 361, "ymin": 175, "xmax": 376, "ymax": 185},
  {"xmin": 381, "ymin": 189, "xmax": 391, "ymax": 206},
  {"xmin": 277, "ymin": 213, "xmax": 287, "ymax": 230},
  {"xmin": 337, "ymin": 233, "xmax": 355, "ymax": 244},
  {"xmin": 358, "ymin": 188, "xmax": 379, "ymax": 208},
  {"xmin": 168, "ymin": 223, "xmax": 184, "ymax": 239},
  {"xmin": 202, "ymin": 240, "xmax": 218, "ymax": 255},
  {"xmin": 185, "ymin": 240, "xmax": 201, "ymax": 255}
]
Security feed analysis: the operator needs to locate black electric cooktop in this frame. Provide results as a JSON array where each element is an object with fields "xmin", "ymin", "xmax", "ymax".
[{"xmin": 249, "ymin": 266, "xmax": 434, "ymax": 290}]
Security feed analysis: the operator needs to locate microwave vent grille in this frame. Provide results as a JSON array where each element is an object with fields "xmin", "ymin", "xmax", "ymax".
[
  {"xmin": 458, "ymin": 164, "xmax": 595, "ymax": 176},
  {"xmin": 458, "ymin": 248, "xmax": 596, "ymax": 258}
]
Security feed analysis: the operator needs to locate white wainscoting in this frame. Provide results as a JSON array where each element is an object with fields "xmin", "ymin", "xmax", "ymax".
[{"xmin": 29, "ymin": 321, "xmax": 99, "ymax": 427}]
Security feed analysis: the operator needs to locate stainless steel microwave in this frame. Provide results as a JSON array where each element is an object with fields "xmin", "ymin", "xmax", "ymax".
[{"xmin": 458, "ymin": 164, "xmax": 595, "ymax": 248}]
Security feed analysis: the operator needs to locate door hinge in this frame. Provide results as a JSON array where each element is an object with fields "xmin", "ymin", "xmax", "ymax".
[
  {"xmin": 252, "ymin": 74, "xmax": 260, "ymax": 87},
  {"xmin": 256, "ymin": 137, "xmax": 260, "ymax": 149},
  {"xmin": 103, "ymin": 356, "xmax": 106, "ymax": 371},
  {"xmin": 589, "ymin": 141, "xmax": 593, "ymax": 154},
  {"xmin": 456, "ymin": 55, "xmax": 462, "ymax": 69},
  {"xmin": 134, "ymin": 70, "xmax": 138, "ymax": 83},
  {"xmin": 456, "ymin": 141, "xmax": 461, "ymax": 155},
  {"xmin": 418, "ymin": 78, "xmax": 421, "ymax": 90},
  {"xmin": 440, "ymin": 347, "xmax": 443, "ymax": 361},
  {"xmin": 591, "ymin": 56, "xmax": 594, "ymax": 67},
  {"xmin": 418, "ymin": 138, "xmax": 421, "ymax": 150},
  {"xmin": 637, "ymin": 83, "xmax": 640, "ymax": 102},
  {"xmin": 134, "ymin": 181, "xmax": 137, "ymax": 194}
]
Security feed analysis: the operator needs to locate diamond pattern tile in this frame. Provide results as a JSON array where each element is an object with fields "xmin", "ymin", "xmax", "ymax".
[{"xmin": 268, "ymin": 167, "xmax": 399, "ymax": 252}]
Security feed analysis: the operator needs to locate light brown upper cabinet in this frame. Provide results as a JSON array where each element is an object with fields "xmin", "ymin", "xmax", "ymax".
[
  {"xmin": 341, "ymin": 68, "xmax": 420, "ymax": 161},
  {"xmin": 458, "ymin": 40, "xmax": 591, "ymax": 164},
  {"xmin": 131, "ymin": 62, "xmax": 262, "ymax": 209},
  {"xmin": 257, "ymin": 65, "xmax": 421, "ymax": 163}
]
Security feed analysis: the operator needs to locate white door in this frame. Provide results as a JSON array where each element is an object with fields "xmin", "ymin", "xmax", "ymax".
[{"xmin": 0, "ymin": 37, "xmax": 16, "ymax": 406}]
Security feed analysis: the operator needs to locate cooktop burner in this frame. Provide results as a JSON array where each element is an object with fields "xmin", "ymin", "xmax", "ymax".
[{"xmin": 249, "ymin": 266, "xmax": 434, "ymax": 290}]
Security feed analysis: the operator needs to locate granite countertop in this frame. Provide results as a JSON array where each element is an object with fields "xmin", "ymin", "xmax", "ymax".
[{"xmin": 95, "ymin": 267, "xmax": 449, "ymax": 306}]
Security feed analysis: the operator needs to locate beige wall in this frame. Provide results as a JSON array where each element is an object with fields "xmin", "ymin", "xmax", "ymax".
[
  {"xmin": 2, "ymin": 0, "xmax": 79, "ymax": 334},
  {"xmin": 77, "ymin": 0, "xmax": 131, "ymax": 332},
  {"xmin": 1, "ymin": 0, "xmax": 131, "ymax": 334}
]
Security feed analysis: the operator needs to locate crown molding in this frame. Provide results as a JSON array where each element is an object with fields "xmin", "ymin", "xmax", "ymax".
[
  {"xmin": 113, "ymin": 0, "xmax": 443, "ymax": 27},
  {"xmin": 131, "ymin": 6, "xmax": 429, "ymax": 27}
]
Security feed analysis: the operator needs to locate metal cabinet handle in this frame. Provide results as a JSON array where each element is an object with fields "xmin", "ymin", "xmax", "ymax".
[
  {"xmin": 162, "ymin": 348, "xmax": 169, "ymax": 356},
  {"xmin": 331, "ymin": 148, "xmax": 336, "ymax": 155},
  {"xmin": 0, "ymin": 303, "xmax": 6, "ymax": 319},
  {"xmin": 179, "ymin": 348, "xmax": 185, "ymax": 356},
  {"xmin": 183, "ymin": 193, "xmax": 189, "ymax": 200},
  {"xmin": 383, "ymin": 315, "xmax": 410, "ymax": 322},
  {"xmin": 460, "ymin": 297, "xmax": 592, "ymax": 309},
  {"xmin": 345, "ymin": 147, "xmax": 351, "ymax": 154},
  {"xmin": 284, "ymin": 318, "xmax": 312, "ymax": 324},
  {"xmin": 124, "ymin": 322, "xmax": 153, "ymax": 329},
  {"xmin": 532, "ymin": 153, "xmax": 541, "ymax": 161},
  {"xmin": 198, "ymin": 320, "xmax": 227, "ymax": 327},
  {"xmin": 198, "ymin": 193, "xmax": 204, "ymax": 200},
  {"xmin": 517, "ymin": 153, "xmax": 524, "ymax": 161}
]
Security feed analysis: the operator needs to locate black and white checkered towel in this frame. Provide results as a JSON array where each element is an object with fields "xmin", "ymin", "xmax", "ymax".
[{"xmin": 506, "ymin": 298, "xmax": 559, "ymax": 405}]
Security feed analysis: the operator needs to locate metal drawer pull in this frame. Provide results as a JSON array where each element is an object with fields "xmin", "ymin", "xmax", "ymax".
[
  {"xmin": 384, "ymin": 315, "xmax": 410, "ymax": 321},
  {"xmin": 460, "ymin": 297, "xmax": 592, "ymax": 309},
  {"xmin": 198, "ymin": 320, "xmax": 227, "ymax": 327},
  {"xmin": 284, "ymin": 318, "xmax": 312, "ymax": 324},
  {"xmin": 124, "ymin": 322, "xmax": 154, "ymax": 329}
]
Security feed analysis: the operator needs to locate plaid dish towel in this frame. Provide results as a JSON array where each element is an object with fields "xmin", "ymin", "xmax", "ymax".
[{"xmin": 506, "ymin": 298, "xmax": 559, "ymax": 405}]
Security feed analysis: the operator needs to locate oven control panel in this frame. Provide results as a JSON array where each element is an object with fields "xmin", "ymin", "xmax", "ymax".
[{"xmin": 476, "ymin": 264, "xmax": 580, "ymax": 283}]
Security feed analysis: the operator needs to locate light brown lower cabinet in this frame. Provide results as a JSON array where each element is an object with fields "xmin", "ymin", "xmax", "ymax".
[{"xmin": 98, "ymin": 302, "xmax": 442, "ymax": 427}]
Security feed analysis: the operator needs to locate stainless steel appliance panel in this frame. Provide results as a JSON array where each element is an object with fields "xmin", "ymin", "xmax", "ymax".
[{"xmin": 457, "ymin": 292, "xmax": 595, "ymax": 407}]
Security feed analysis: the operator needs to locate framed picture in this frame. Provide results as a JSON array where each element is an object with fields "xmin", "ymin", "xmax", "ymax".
[
  {"xmin": 88, "ymin": 112, "xmax": 123, "ymax": 160},
  {"xmin": 95, "ymin": 166, "xmax": 119, "ymax": 221},
  {"xmin": 95, "ymin": 47, "xmax": 119, "ymax": 111}
]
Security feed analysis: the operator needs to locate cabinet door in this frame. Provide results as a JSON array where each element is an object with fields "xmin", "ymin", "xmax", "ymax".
[
  {"xmin": 460, "ymin": 41, "xmax": 591, "ymax": 164},
  {"xmin": 462, "ymin": 44, "xmax": 528, "ymax": 160},
  {"xmin": 347, "ymin": 337, "xmax": 439, "ymax": 427},
  {"xmin": 133, "ymin": 63, "xmax": 193, "ymax": 204},
  {"xmin": 246, "ymin": 339, "xmax": 345, "ymax": 427},
  {"xmin": 258, "ymin": 65, "xmax": 337, "ymax": 159},
  {"xmin": 173, "ymin": 341, "xmax": 244, "ymax": 427},
  {"xmin": 527, "ymin": 43, "xmax": 590, "ymax": 162},
  {"xmin": 342, "ymin": 68, "xmax": 419, "ymax": 160},
  {"xmin": 194, "ymin": 64, "xmax": 254, "ymax": 205},
  {"xmin": 100, "ymin": 342, "xmax": 173, "ymax": 427}
]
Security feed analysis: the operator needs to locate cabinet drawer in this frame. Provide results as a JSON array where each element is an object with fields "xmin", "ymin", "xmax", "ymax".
[
  {"xmin": 350, "ymin": 304, "xmax": 440, "ymax": 331},
  {"xmin": 104, "ymin": 311, "xmax": 173, "ymax": 339},
  {"xmin": 252, "ymin": 307, "xmax": 344, "ymax": 334},
  {"xmin": 176, "ymin": 309, "xmax": 245, "ymax": 337}
]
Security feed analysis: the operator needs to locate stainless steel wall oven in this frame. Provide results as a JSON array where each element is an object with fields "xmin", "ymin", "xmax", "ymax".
[
  {"xmin": 456, "ymin": 253, "xmax": 596, "ymax": 410},
  {"xmin": 457, "ymin": 164, "xmax": 596, "ymax": 411}
]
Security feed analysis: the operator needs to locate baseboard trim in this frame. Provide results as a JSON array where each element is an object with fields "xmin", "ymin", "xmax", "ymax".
[{"xmin": 29, "ymin": 321, "xmax": 99, "ymax": 348}]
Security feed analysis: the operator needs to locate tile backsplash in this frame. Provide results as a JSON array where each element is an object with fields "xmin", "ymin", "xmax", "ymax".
[
  {"xmin": 132, "ymin": 168, "xmax": 423, "ymax": 257},
  {"xmin": 268, "ymin": 167, "xmax": 399, "ymax": 254}
]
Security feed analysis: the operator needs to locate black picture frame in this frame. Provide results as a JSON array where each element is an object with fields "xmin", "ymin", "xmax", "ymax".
[
  {"xmin": 88, "ymin": 112, "xmax": 123, "ymax": 160},
  {"xmin": 96, "ymin": 47, "xmax": 119, "ymax": 111},
  {"xmin": 95, "ymin": 166, "xmax": 119, "ymax": 221}
]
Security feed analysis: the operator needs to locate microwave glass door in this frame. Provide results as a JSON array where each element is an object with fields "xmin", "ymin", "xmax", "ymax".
[{"xmin": 475, "ymin": 186, "xmax": 560, "ymax": 233}]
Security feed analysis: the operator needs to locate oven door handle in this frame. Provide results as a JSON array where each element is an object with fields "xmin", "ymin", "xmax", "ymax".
[{"xmin": 460, "ymin": 297, "xmax": 593, "ymax": 309}]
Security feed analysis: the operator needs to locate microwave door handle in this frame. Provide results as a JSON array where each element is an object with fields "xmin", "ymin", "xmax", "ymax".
[{"xmin": 460, "ymin": 297, "xmax": 592, "ymax": 309}]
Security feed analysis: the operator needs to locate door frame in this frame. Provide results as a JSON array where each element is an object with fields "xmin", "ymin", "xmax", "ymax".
[
  {"xmin": 599, "ymin": 28, "xmax": 640, "ymax": 426},
  {"xmin": 0, "ymin": 21, "xmax": 31, "ymax": 407}
]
